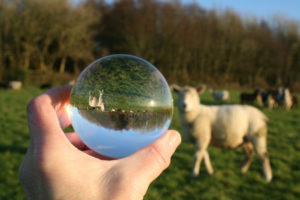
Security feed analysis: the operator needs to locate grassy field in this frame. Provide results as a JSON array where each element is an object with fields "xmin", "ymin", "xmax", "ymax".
[{"xmin": 0, "ymin": 88, "xmax": 300, "ymax": 199}]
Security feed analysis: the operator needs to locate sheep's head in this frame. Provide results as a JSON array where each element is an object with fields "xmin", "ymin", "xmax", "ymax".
[{"xmin": 172, "ymin": 85, "xmax": 204, "ymax": 112}]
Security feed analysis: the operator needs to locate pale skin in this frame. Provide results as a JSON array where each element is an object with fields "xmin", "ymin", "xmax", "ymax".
[{"xmin": 19, "ymin": 85, "xmax": 181, "ymax": 200}]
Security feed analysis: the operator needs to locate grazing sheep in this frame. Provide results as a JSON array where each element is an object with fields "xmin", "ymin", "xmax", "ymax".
[
  {"xmin": 266, "ymin": 94, "xmax": 276, "ymax": 109},
  {"xmin": 240, "ymin": 88, "xmax": 263, "ymax": 106},
  {"xmin": 209, "ymin": 88, "xmax": 230, "ymax": 102},
  {"xmin": 8, "ymin": 81, "xmax": 22, "ymax": 90},
  {"xmin": 271, "ymin": 87, "xmax": 293, "ymax": 110},
  {"xmin": 261, "ymin": 90, "xmax": 277, "ymax": 109},
  {"xmin": 173, "ymin": 85, "xmax": 272, "ymax": 182},
  {"xmin": 68, "ymin": 80, "xmax": 76, "ymax": 86},
  {"xmin": 283, "ymin": 88, "xmax": 292, "ymax": 111}
]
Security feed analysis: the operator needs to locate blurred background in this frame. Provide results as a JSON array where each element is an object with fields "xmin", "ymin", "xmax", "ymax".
[
  {"xmin": 0, "ymin": 0, "xmax": 300, "ymax": 89},
  {"xmin": 1, "ymin": 0, "xmax": 300, "ymax": 199}
]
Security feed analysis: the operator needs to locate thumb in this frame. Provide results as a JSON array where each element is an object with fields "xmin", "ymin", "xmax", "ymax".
[
  {"xmin": 27, "ymin": 85, "xmax": 72, "ymax": 148},
  {"xmin": 122, "ymin": 130, "xmax": 181, "ymax": 183}
]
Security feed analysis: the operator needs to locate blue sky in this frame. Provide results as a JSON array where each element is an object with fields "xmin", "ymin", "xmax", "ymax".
[
  {"xmin": 73, "ymin": 0, "xmax": 300, "ymax": 22},
  {"xmin": 194, "ymin": 0, "xmax": 300, "ymax": 22}
]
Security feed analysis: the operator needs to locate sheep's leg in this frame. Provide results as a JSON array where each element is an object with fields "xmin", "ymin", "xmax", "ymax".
[
  {"xmin": 192, "ymin": 149, "xmax": 205, "ymax": 177},
  {"xmin": 204, "ymin": 151, "xmax": 214, "ymax": 175},
  {"xmin": 241, "ymin": 142, "xmax": 254, "ymax": 173},
  {"xmin": 253, "ymin": 136, "xmax": 272, "ymax": 182},
  {"xmin": 192, "ymin": 137, "xmax": 212, "ymax": 177}
]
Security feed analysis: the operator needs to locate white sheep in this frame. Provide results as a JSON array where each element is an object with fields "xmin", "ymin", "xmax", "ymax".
[
  {"xmin": 8, "ymin": 81, "xmax": 22, "ymax": 90},
  {"xmin": 209, "ymin": 88, "xmax": 230, "ymax": 102},
  {"xmin": 173, "ymin": 85, "xmax": 272, "ymax": 182},
  {"xmin": 275, "ymin": 87, "xmax": 293, "ymax": 110},
  {"xmin": 283, "ymin": 88, "xmax": 292, "ymax": 111},
  {"xmin": 88, "ymin": 90, "xmax": 105, "ymax": 111}
]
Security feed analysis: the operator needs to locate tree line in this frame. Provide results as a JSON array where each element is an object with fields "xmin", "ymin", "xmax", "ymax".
[{"xmin": 1, "ymin": 0, "xmax": 300, "ymax": 88}]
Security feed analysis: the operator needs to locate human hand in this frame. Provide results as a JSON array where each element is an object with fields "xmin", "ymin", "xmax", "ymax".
[{"xmin": 19, "ymin": 85, "xmax": 181, "ymax": 200}]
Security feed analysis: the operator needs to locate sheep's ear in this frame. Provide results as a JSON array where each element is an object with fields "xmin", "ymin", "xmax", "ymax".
[
  {"xmin": 170, "ymin": 84, "xmax": 180, "ymax": 93},
  {"xmin": 196, "ymin": 85, "xmax": 206, "ymax": 94}
]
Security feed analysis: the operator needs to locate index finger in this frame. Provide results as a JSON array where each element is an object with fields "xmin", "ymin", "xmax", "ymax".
[
  {"xmin": 27, "ymin": 85, "xmax": 72, "ymax": 147},
  {"xmin": 45, "ymin": 85, "xmax": 73, "ymax": 129}
]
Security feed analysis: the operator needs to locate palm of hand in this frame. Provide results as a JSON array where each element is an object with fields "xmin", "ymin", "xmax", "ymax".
[{"xmin": 19, "ymin": 85, "xmax": 181, "ymax": 200}]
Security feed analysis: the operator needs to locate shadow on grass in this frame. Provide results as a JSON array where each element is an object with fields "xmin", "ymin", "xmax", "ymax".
[{"xmin": 0, "ymin": 144, "xmax": 27, "ymax": 154}]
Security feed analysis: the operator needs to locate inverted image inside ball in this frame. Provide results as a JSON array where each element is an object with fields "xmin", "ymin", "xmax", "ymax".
[{"xmin": 69, "ymin": 54, "xmax": 173, "ymax": 158}]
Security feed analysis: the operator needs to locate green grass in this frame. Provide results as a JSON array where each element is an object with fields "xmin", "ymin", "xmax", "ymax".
[
  {"xmin": 0, "ymin": 88, "xmax": 300, "ymax": 199},
  {"xmin": 0, "ymin": 88, "xmax": 42, "ymax": 199}
]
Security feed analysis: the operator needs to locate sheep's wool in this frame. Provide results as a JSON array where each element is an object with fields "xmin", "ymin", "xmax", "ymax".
[{"xmin": 69, "ymin": 54, "xmax": 173, "ymax": 158}]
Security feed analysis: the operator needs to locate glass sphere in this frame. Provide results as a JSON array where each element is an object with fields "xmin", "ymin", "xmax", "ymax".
[{"xmin": 69, "ymin": 54, "xmax": 173, "ymax": 158}]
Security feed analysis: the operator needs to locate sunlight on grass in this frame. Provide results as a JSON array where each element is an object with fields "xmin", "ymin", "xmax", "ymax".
[{"xmin": 0, "ymin": 88, "xmax": 300, "ymax": 199}]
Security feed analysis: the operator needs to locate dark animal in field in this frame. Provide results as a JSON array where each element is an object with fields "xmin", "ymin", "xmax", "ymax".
[
  {"xmin": 261, "ymin": 89, "xmax": 277, "ymax": 109},
  {"xmin": 292, "ymin": 96, "xmax": 298, "ymax": 108},
  {"xmin": 40, "ymin": 83, "xmax": 52, "ymax": 89},
  {"xmin": 260, "ymin": 87, "xmax": 293, "ymax": 110},
  {"xmin": 0, "ymin": 82, "xmax": 8, "ymax": 89},
  {"xmin": 240, "ymin": 88, "xmax": 263, "ymax": 106}
]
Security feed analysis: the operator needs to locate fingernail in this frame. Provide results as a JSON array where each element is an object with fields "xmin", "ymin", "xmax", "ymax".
[{"xmin": 168, "ymin": 131, "xmax": 181, "ymax": 148}]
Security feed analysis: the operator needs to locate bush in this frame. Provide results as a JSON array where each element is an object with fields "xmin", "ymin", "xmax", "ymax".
[{"xmin": 7, "ymin": 67, "xmax": 27, "ymax": 82}]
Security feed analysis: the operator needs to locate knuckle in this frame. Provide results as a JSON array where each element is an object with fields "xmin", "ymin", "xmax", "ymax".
[
  {"xmin": 26, "ymin": 97, "xmax": 38, "ymax": 115},
  {"xmin": 27, "ymin": 96, "xmax": 40, "ymax": 113},
  {"xmin": 26, "ymin": 95, "xmax": 49, "ymax": 116}
]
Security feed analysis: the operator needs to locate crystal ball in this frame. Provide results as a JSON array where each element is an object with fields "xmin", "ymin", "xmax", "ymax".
[{"xmin": 69, "ymin": 54, "xmax": 173, "ymax": 158}]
